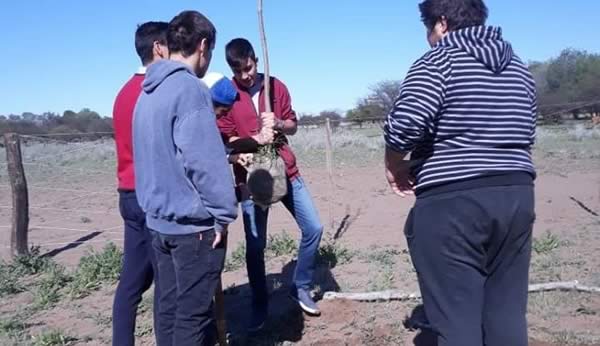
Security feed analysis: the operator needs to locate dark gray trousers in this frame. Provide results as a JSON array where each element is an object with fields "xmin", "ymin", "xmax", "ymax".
[{"xmin": 405, "ymin": 184, "xmax": 535, "ymax": 346}]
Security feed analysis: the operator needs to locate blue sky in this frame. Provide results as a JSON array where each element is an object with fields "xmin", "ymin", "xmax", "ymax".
[{"xmin": 0, "ymin": 1, "xmax": 598, "ymax": 117}]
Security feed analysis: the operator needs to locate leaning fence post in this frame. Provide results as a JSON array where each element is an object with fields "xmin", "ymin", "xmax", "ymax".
[
  {"xmin": 325, "ymin": 119, "xmax": 335, "ymax": 232},
  {"xmin": 3, "ymin": 133, "xmax": 29, "ymax": 257}
]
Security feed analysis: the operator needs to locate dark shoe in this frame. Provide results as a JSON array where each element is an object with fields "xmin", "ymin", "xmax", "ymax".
[
  {"xmin": 247, "ymin": 303, "xmax": 268, "ymax": 332},
  {"xmin": 289, "ymin": 287, "xmax": 321, "ymax": 316}
]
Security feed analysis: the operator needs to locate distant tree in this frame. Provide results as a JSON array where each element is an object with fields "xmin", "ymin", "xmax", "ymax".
[
  {"xmin": 367, "ymin": 80, "xmax": 403, "ymax": 115},
  {"xmin": 533, "ymin": 49, "xmax": 600, "ymax": 120},
  {"xmin": 297, "ymin": 113, "xmax": 318, "ymax": 126},
  {"xmin": 77, "ymin": 108, "xmax": 101, "ymax": 119},
  {"xmin": 347, "ymin": 80, "xmax": 403, "ymax": 121},
  {"xmin": 0, "ymin": 116, "xmax": 7, "ymax": 135},
  {"xmin": 545, "ymin": 49, "xmax": 585, "ymax": 94},
  {"xmin": 41, "ymin": 112, "xmax": 60, "ymax": 121},
  {"xmin": 86, "ymin": 118, "xmax": 113, "ymax": 133},
  {"xmin": 318, "ymin": 110, "xmax": 342, "ymax": 121},
  {"xmin": 298, "ymin": 110, "xmax": 342, "ymax": 127},
  {"xmin": 528, "ymin": 61, "xmax": 549, "ymax": 94},
  {"xmin": 347, "ymin": 100, "xmax": 385, "ymax": 121},
  {"xmin": 48, "ymin": 124, "xmax": 80, "ymax": 135},
  {"xmin": 63, "ymin": 110, "xmax": 77, "ymax": 118},
  {"xmin": 318, "ymin": 110, "xmax": 342, "ymax": 128},
  {"xmin": 22, "ymin": 112, "xmax": 36, "ymax": 122}
]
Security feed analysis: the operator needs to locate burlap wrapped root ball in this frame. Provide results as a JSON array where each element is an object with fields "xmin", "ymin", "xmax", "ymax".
[{"xmin": 246, "ymin": 153, "xmax": 288, "ymax": 210}]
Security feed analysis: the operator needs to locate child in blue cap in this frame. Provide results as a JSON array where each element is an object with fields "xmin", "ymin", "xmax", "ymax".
[
  {"xmin": 203, "ymin": 72, "xmax": 239, "ymax": 119},
  {"xmin": 202, "ymin": 72, "xmax": 258, "ymax": 165}
]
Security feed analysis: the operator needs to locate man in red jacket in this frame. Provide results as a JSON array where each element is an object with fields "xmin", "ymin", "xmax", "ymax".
[
  {"xmin": 112, "ymin": 21, "xmax": 168, "ymax": 346},
  {"xmin": 218, "ymin": 38, "xmax": 324, "ymax": 332}
]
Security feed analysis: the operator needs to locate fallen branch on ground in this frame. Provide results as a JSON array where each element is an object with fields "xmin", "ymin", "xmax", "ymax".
[
  {"xmin": 323, "ymin": 290, "xmax": 422, "ymax": 302},
  {"xmin": 528, "ymin": 281, "xmax": 600, "ymax": 293},
  {"xmin": 570, "ymin": 196, "xmax": 599, "ymax": 217},
  {"xmin": 323, "ymin": 281, "xmax": 600, "ymax": 302}
]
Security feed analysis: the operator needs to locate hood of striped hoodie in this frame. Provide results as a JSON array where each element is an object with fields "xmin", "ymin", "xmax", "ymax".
[{"xmin": 438, "ymin": 26, "xmax": 514, "ymax": 74}]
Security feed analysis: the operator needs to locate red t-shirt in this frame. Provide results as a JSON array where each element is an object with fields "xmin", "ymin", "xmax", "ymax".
[
  {"xmin": 217, "ymin": 75, "xmax": 300, "ymax": 185},
  {"xmin": 113, "ymin": 73, "xmax": 144, "ymax": 190}
]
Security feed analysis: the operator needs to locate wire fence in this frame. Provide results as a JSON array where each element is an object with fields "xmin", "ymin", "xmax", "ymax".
[
  {"xmin": 0, "ymin": 124, "xmax": 349, "ymax": 259},
  {"xmin": 1, "ymin": 103, "xmax": 598, "ymax": 258},
  {"xmin": 0, "ymin": 134, "xmax": 121, "ymax": 255}
]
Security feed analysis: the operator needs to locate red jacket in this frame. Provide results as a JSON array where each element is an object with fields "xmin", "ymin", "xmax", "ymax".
[
  {"xmin": 218, "ymin": 75, "xmax": 300, "ymax": 185},
  {"xmin": 113, "ymin": 72, "xmax": 144, "ymax": 191}
]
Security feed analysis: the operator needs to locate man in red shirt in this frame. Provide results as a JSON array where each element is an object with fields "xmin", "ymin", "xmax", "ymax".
[
  {"xmin": 112, "ymin": 21, "xmax": 168, "ymax": 346},
  {"xmin": 218, "ymin": 38, "xmax": 324, "ymax": 331}
]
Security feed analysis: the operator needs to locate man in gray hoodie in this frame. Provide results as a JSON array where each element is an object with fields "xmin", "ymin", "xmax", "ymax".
[{"xmin": 132, "ymin": 10, "xmax": 237, "ymax": 346}]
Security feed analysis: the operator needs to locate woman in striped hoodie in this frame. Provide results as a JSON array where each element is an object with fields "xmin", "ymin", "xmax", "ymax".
[{"xmin": 384, "ymin": 1, "xmax": 536, "ymax": 345}]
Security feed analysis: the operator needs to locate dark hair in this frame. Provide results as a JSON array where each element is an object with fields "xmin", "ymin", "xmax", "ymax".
[
  {"xmin": 419, "ymin": 0, "xmax": 488, "ymax": 32},
  {"xmin": 213, "ymin": 101, "xmax": 231, "ymax": 109},
  {"xmin": 225, "ymin": 38, "xmax": 257, "ymax": 71},
  {"xmin": 167, "ymin": 11, "xmax": 216, "ymax": 57},
  {"xmin": 135, "ymin": 22, "xmax": 168, "ymax": 65}
]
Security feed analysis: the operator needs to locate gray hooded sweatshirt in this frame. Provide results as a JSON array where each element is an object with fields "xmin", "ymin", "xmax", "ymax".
[{"xmin": 133, "ymin": 60, "xmax": 238, "ymax": 235}]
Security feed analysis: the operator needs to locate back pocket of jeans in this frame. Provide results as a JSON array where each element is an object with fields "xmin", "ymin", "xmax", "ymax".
[{"xmin": 196, "ymin": 230, "xmax": 226, "ymax": 273}]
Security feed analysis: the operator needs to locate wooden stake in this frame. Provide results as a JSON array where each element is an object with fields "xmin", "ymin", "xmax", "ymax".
[
  {"xmin": 3, "ymin": 133, "xmax": 29, "ymax": 257},
  {"xmin": 258, "ymin": 0, "xmax": 271, "ymax": 113},
  {"xmin": 325, "ymin": 118, "xmax": 334, "ymax": 231},
  {"xmin": 214, "ymin": 235, "xmax": 229, "ymax": 346},
  {"xmin": 215, "ymin": 278, "xmax": 228, "ymax": 346}
]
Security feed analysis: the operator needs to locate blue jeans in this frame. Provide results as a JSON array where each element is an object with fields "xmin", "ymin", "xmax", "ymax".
[
  {"xmin": 112, "ymin": 190, "xmax": 159, "ymax": 346},
  {"xmin": 242, "ymin": 177, "xmax": 323, "ymax": 305},
  {"xmin": 151, "ymin": 229, "xmax": 225, "ymax": 346}
]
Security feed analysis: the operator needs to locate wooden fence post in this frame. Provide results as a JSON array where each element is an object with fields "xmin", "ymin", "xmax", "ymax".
[
  {"xmin": 325, "ymin": 119, "xmax": 334, "ymax": 232},
  {"xmin": 3, "ymin": 133, "xmax": 29, "ymax": 257}
]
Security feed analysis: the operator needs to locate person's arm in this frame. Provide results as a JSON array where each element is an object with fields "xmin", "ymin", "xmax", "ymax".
[
  {"xmin": 272, "ymin": 80, "xmax": 298, "ymax": 135},
  {"xmin": 227, "ymin": 137, "xmax": 259, "ymax": 154},
  {"xmin": 385, "ymin": 148, "xmax": 413, "ymax": 197},
  {"xmin": 529, "ymin": 82, "xmax": 538, "ymax": 147},
  {"xmin": 273, "ymin": 118, "xmax": 297, "ymax": 135},
  {"xmin": 383, "ymin": 55, "xmax": 448, "ymax": 196},
  {"xmin": 174, "ymin": 107, "xmax": 238, "ymax": 232},
  {"xmin": 384, "ymin": 57, "xmax": 447, "ymax": 152},
  {"xmin": 226, "ymin": 137, "xmax": 259, "ymax": 166},
  {"xmin": 217, "ymin": 111, "xmax": 239, "ymax": 142}
]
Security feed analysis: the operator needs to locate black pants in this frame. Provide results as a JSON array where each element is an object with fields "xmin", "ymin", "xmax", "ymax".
[
  {"xmin": 112, "ymin": 191, "xmax": 159, "ymax": 346},
  {"xmin": 405, "ymin": 184, "xmax": 534, "ymax": 346},
  {"xmin": 152, "ymin": 229, "xmax": 225, "ymax": 346}
]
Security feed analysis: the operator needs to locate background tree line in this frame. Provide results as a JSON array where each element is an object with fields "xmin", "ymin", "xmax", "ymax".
[
  {"xmin": 529, "ymin": 49, "xmax": 600, "ymax": 122},
  {"xmin": 1, "ymin": 48, "xmax": 598, "ymax": 135},
  {"xmin": 299, "ymin": 48, "xmax": 600, "ymax": 126},
  {"xmin": 0, "ymin": 109, "xmax": 113, "ymax": 137}
]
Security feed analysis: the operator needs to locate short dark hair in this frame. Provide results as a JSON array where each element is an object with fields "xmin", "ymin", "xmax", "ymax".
[
  {"xmin": 225, "ymin": 38, "xmax": 257, "ymax": 71},
  {"xmin": 167, "ymin": 11, "xmax": 216, "ymax": 57},
  {"xmin": 419, "ymin": 0, "xmax": 488, "ymax": 32},
  {"xmin": 214, "ymin": 101, "xmax": 232, "ymax": 109},
  {"xmin": 135, "ymin": 21, "xmax": 168, "ymax": 65}
]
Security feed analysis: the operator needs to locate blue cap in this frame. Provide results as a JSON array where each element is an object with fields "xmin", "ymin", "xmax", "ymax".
[{"xmin": 202, "ymin": 72, "xmax": 238, "ymax": 106}]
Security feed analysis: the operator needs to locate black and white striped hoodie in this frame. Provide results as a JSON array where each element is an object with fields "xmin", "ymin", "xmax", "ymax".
[{"xmin": 384, "ymin": 25, "xmax": 537, "ymax": 195}]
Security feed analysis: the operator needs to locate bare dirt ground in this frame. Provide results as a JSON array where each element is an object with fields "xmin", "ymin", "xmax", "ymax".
[{"xmin": 0, "ymin": 126, "xmax": 599, "ymax": 345}]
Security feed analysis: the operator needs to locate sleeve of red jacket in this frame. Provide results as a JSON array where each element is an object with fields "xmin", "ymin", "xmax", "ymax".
[
  {"xmin": 217, "ymin": 113, "xmax": 238, "ymax": 141},
  {"xmin": 276, "ymin": 79, "xmax": 297, "ymax": 122}
]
